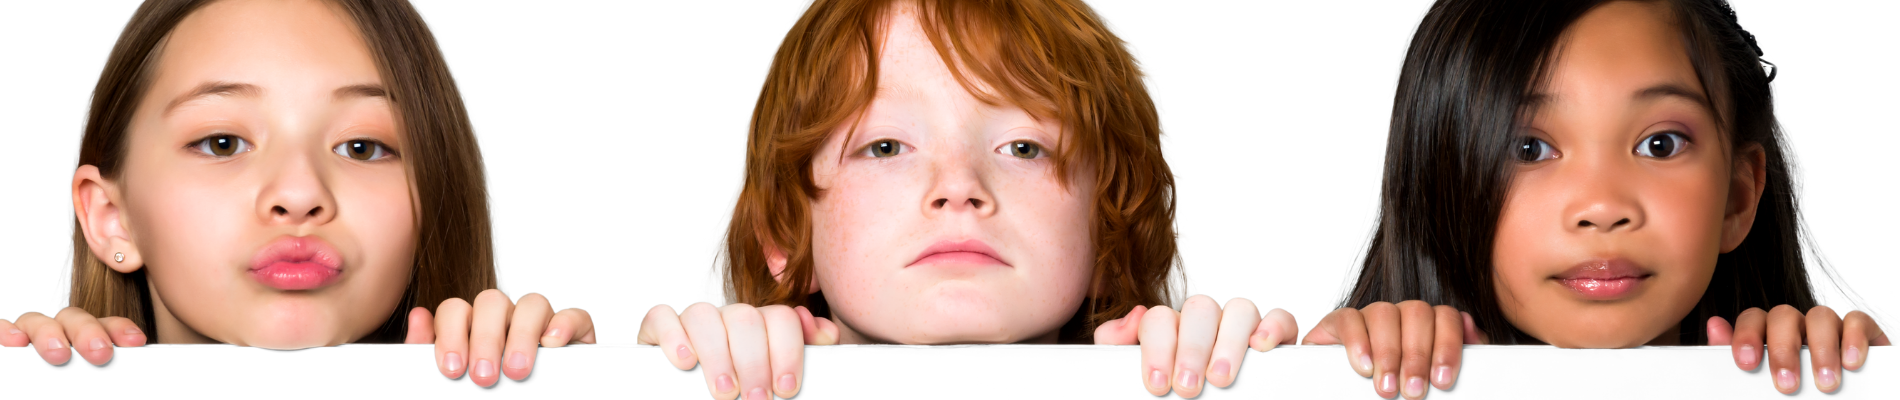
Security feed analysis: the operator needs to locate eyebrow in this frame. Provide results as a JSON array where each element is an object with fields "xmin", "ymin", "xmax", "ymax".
[
  {"xmin": 163, "ymin": 81, "xmax": 260, "ymax": 116},
  {"xmin": 333, "ymin": 83, "xmax": 388, "ymax": 101},
  {"xmin": 1523, "ymin": 83, "xmax": 1711, "ymax": 111}
]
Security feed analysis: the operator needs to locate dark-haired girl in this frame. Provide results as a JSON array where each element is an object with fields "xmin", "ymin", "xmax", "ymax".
[{"xmin": 1300, "ymin": 0, "xmax": 1886, "ymax": 398}]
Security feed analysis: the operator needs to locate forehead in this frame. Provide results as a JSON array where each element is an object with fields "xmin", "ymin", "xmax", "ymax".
[
  {"xmin": 1543, "ymin": 1, "xmax": 1699, "ymax": 104},
  {"xmin": 872, "ymin": 6, "xmax": 991, "ymax": 108},
  {"xmin": 150, "ymin": 0, "xmax": 381, "ymax": 96}
]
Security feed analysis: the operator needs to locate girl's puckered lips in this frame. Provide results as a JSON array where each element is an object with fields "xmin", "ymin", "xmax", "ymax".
[
  {"xmin": 249, "ymin": 236, "xmax": 343, "ymax": 291},
  {"xmin": 1551, "ymin": 258, "xmax": 1652, "ymax": 301},
  {"xmin": 909, "ymin": 239, "xmax": 1009, "ymax": 268}
]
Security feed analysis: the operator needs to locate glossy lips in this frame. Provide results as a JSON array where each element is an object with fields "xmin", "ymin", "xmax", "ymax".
[
  {"xmin": 249, "ymin": 236, "xmax": 343, "ymax": 291},
  {"xmin": 1552, "ymin": 258, "xmax": 1650, "ymax": 300},
  {"xmin": 908, "ymin": 240, "xmax": 1008, "ymax": 268}
]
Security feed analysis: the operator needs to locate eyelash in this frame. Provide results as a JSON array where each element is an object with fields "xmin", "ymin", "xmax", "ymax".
[
  {"xmin": 333, "ymin": 138, "xmax": 399, "ymax": 162},
  {"xmin": 188, "ymin": 134, "xmax": 252, "ymax": 158}
]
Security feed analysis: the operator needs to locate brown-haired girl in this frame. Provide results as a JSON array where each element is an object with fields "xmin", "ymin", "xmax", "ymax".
[
  {"xmin": 636, "ymin": 0, "xmax": 1296, "ymax": 399},
  {"xmin": 0, "ymin": 0, "xmax": 594, "ymax": 388}
]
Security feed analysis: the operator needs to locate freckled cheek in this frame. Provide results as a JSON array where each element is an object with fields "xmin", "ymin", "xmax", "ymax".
[
  {"xmin": 996, "ymin": 175, "xmax": 1096, "ymax": 295},
  {"xmin": 809, "ymin": 169, "xmax": 926, "ymax": 299}
]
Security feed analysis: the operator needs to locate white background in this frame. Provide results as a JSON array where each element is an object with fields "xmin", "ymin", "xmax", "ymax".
[{"xmin": 1, "ymin": 0, "xmax": 1894, "ymax": 346}]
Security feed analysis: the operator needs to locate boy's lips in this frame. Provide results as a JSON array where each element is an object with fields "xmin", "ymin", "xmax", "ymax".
[
  {"xmin": 909, "ymin": 239, "xmax": 1009, "ymax": 268},
  {"xmin": 249, "ymin": 236, "xmax": 343, "ymax": 291},
  {"xmin": 1551, "ymin": 258, "xmax": 1651, "ymax": 301}
]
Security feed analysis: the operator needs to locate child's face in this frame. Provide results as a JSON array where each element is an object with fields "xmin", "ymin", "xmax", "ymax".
[
  {"xmin": 802, "ymin": 9, "xmax": 1097, "ymax": 344},
  {"xmin": 112, "ymin": 0, "xmax": 414, "ymax": 348},
  {"xmin": 1491, "ymin": 1, "xmax": 1760, "ymax": 348}
]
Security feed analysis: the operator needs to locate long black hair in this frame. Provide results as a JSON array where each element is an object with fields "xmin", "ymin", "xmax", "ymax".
[{"xmin": 1344, "ymin": 0, "xmax": 1815, "ymax": 344}]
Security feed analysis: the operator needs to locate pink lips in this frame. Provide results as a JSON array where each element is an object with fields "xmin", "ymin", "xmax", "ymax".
[
  {"xmin": 1552, "ymin": 258, "xmax": 1651, "ymax": 300},
  {"xmin": 908, "ymin": 240, "xmax": 1008, "ymax": 268},
  {"xmin": 249, "ymin": 236, "xmax": 343, "ymax": 291}
]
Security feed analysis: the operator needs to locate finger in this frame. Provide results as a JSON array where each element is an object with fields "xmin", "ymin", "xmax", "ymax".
[
  {"xmin": 1208, "ymin": 299, "xmax": 1261, "ymax": 389},
  {"xmin": 1171, "ymin": 295, "xmax": 1222, "ymax": 398},
  {"xmin": 639, "ymin": 305, "xmax": 698, "ymax": 370},
  {"xmin": 502, "ymin": 293, "xmax": 554, "ymax": 381},
  {"xmin": 720, "ymin": 304, "xmax": 773, "ymax": 400},
  {"xmin": 13, "ymin": 312, "xmax": 71, "ymax": 365},
  {"xmin": 545, "ymin": 308, "xmax": 596, "ymax": 346},
  {"xmin": 680, "ymin": 303, "xmax": 739, "ymax": 400},
  {"xmin": 1805, "ymin": 306, "xmax": 1842, "ymax": 393},
  {"xmin": 1461, "ymin": 312, "xmax": 1485, "ymax": 344},
  {"xmin": 1253, "ymin": 308, "xmax": 1298, "ymax": 351},
  {"xmin": 1301, "ymin": 310, "xmax": 1341, "ymax": 345},
  {"xmin": 1706, "ymin": 316, "xmax": 1734, "ymax": 346},
  {"xmin": 1842, "ymin": 310, "xmax": 1885, "ymax": 371},
  {"xmin": 1138, "ymin": 305, "xmax": 1180, "ymax": 396},
  {"xmin": 1430, "ymin": 306, "xmax": 1463, "ymax": 391},
  {"xmin": 1731, "ymin": 307, "xmax": 1767, "ymax": 371},
  {"xmin": 433, "ymin": 297, "xmax": 473, "ymax": 379},
  {"xmin": 1362, "ymin": 302, "xmax": 1403, "ymax": 398},
  {"xmin": 404, "ymin": 307, "xmax": 435, "ymax": 344},
  {"xmin": 794, "ymin": 306, "xmax": 839, "ymax": 346},
  {"xmin": 1765, "ymin": 305, "xmax": 1805, "ymax": 394},
  {"xmin": 0, "ymin": 319, "xmax": 27, "ymax": 347},
  {"xmin": 1337, "ymin": 307, "xmax": 1375, "ymax": 378},
  {"xmin": 1092, "ymin": 305, "xmax": 1147, "ymax": 346},
  {"xmin": 54, "ymin": 308, "xmax": 114, "ymax": 366},
  {"xmin": 760, "ymin": 306, "xmax": 805, "ymax": 399},
  {"xmin": 96, "ymin": 317, "xmax": 146, "ymax": 348},
  {"xmin": 1396, "ymin": 301, "xmax": 1434, "ymax": 400},
  {"xmin": 467, "ymin": 289, "xmax": 515, "ymax": 387}
]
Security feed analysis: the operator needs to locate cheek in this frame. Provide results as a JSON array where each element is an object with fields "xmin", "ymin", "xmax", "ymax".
[
  {"xmin": 123, "ymin": 165, "xmax": 257, "ymax": 311},
  {"xmin": 809, "ymin": 163, "xmax": 927, "ymax": 295},
  {"xmin": 331, "ymin": 168, "xmax": 416, "ymax": 302},
  {"xmin": 992, "ymin": 172, "xmax": 1095, "ymax": 292}
]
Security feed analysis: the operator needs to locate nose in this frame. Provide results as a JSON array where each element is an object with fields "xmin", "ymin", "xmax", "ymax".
[
  {"xmin": 924, "ymin": 151, "xmax": 996, "ymax": 217},
  {"xmin": 1560, "ymin": 160, "xmax": 1644, "ymax": 234},
  {"xmin": 256, "ymin": 151, "xmax": 338, "ymax": 227}
]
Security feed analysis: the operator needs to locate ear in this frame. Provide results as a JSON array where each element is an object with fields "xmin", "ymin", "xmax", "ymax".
[
  {"xmin": 73, "ymin": 165, "xmax": 142, "ymax": 273},
  {"xmin": 761, "ymin": 234, "xmax": 820, "ymax": 294},
  {"xmin": 1718, "ymin": 144, "xmax": 1768, "ymax": 253}
]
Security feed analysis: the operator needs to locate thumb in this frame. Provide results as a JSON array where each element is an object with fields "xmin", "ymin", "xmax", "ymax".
[
  {"xmin": 403, "ymin": 307, "xmax": 435, "ymax": 344},
  {"xmin": 1092, "ymin": 305, "xmax": 1147, "ymax": 345},
  {"xmin": 796, "ymin": 306, "xmax": 841, "ymax": 345},
  {"xmin": 1705, "ymin": 316, "xmax": 1735, "ymax": 345},
  {"xmin": 1461, "ymin": 312, "xmax": 1487, "ymax": 345}
]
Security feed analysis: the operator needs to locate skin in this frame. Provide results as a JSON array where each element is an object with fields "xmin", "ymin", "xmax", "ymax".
[
  {"xmin": 1304, "ymin": 2, "xmax": 1886, "ymax": 398},
  {"xmin": 0, "ymin": 0, "xmax": 596, "ymax": 388},
  {"xmin": 637, "ymin": 5, "xmax": 1296, "ymax": 400}
]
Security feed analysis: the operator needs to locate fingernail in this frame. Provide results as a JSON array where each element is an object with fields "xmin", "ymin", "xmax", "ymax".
[
  {"xmin": 543, "ymin": 327, "xmax": 563, "ymax": 340},
  {"xmin": 474, "ymin": 358, "xmax": 495, "ymax": 379},
  {"xmin": 91, "ymin": 338, "xmax": 107, "ymax": 350},
  {"xmin": 777, "ymin": 373, "xmax": 796, "ymax": 393},
  {"xmin": 1844, "ymin": 345, "xmax": 1861, "ymax": 367},
  {"xmin": 716, "ymin": 374, "xmax": 735, "ymax": 393},
  {"xmin": 745, "ymin": 388, "xmax": 766, "ymax": 400},
  {"xmin": 1381, "ymin": 373, "xmax": 1397, "ymax": 394},
  {"xmin": 1775, "ymin": 368, "xmax": 1796, "ymax": 391},
  {"xmin": 1177, "ymin": 368, "xmax": 1200, "ymax": 388},
  {"xmin": 47, "ymin": 338, "xmax": 64, "ymax": 350},
  {"xmin": 1210, "ymin": 359, "xmax": 1232, "ymax": 381},
  {"xmin": 6, "ymin": 329, "xmax": 19, "ymax": 336},
  {"xmin": 1817, "ymin": 367, "xmax": 1838, "ymax": 391},
  {"xmin": 1358, "ymin": 354, "xmax": 1373, "ymax": 373},
  {"xmin": 1737, "ymin": 344, "xmax": 1757, "ymax": 366},
  {"xmin": 445, "ymin": 352, "xmax": 464, "ymax": 372},
  {"xmin": 125, "ymin": 327, "xmax": 141, "ymax": 336},
  {"xmin": 677, "ymin": 344, "xmax": 693, "ymax": 361},
  {"xmin": 1405, "ymin": 377, "xmax": 1426, "ymax": 398},
  {"xmin": 506, "ymin": 351, "xmax": 527, "ymax": 370},
  {"xmin": 1149, "ymin": 368, "xmax": 1167, "ymax": 390},
  {"xmin": 1433, "ymin": 365, "xmax": 1452, "ymax": 386}
]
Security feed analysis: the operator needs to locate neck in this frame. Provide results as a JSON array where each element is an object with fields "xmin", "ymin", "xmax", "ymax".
[
  {"xmin": 830, "ymin": 316, "xmax": 1062, "ymax": 345},
  {"xmin": 147, "ymin": 282, "xmax": 216, "ymax": 344}
]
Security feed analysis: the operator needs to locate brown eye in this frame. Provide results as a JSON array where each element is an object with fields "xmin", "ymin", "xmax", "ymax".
[
  {"xmin": 333, "ymin": 140, "xmax": 392, "ymax": 161},
  {"xmin": 864, "ymin": 140, "xmax": 904, "ymax": 158},
  {"xmin": 191, "ymin": 135, "xmax": 251, "ymax": 157},
  {"xmin": 1635, "ymin": 132, "xmax": 1688, "ymax": 158},
  {"xmin": 999, "ymin": 141, "xmax": 1042, "ymax": 159},
  {"xmin": 1513, "ymin": 137, "xmax": 1555, "ymax": 162}
]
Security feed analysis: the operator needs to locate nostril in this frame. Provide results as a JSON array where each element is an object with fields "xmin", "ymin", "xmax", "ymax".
[
  {"xmin": 307, "ymin": 207, "xmax": 323, "ymax": 217},
  {"xmin": 271, "ymin": 206, "xmax": 288, "ymax": 216},
  {"xmin": 933, "ymin": 199, "xmax": 948, "ymax": 208},
  {"xmin": 969, "ymin": 199, "xmax": 985, "ymax": 209},
  {"xmin": 1613, "ymin": 218, "xmax": 1631, "ymax": 227}
]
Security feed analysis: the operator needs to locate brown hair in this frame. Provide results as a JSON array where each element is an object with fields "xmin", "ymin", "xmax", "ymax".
[
  {"xmin": 68, "ymin": 0, "xmax": 495, "ymax": 343},
  {"xmin": 724, "ymin": 0, "xmax": 1178, "ymax": 341}
]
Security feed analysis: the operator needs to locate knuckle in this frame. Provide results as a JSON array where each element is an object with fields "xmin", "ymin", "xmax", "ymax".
[
  {"xmin": 1769, "ymin": 304, "xmax": 1799, "ymax": 315},
  {"xmin": 1364, "ymin": 302, "xmax": 1397, "ymax": 315},
  {"xmin": 1184, "ymin": 294, "xmax": 1217, "ymax": 308},
  {"xmin": 517, "ymin": 293, "xmax": 550, "ymax": 307},
  {"xmin": 438, "ymin": 297, "xmax": 471, "ymax": 311},
  {"xmin": 683, "ymin": 302, "xmax": 720, "ymax": 316}
]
